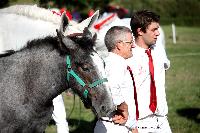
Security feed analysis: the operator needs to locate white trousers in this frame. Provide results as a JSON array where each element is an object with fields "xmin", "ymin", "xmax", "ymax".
[
  {"xmin": 137, "ymin": 115, "xmax": 172, "ymax": 133},
  {"xmin": 94, "ymin": 119, "xmax": 131, "ymax": 133},
  {"xmin": 52, "ymin": 94, "xmax": 69, "ymax": 133}
]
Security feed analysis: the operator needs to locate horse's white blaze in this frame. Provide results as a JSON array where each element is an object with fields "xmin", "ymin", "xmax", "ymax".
[
  {"xmin": 91, "ymin": 52, "xmax": 106, "ymax": 78},
  {"xmin": 91, "ymin": 52, "xmax": 112, "ymax": 105}
]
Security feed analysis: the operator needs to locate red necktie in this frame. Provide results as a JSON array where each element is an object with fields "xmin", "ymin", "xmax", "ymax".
[
  {"xmin": 127, "ymin": 66, "xmax": 139, "ymax": 120},
  {"xmin": 145, "ymin": 49, "xmax": 157, "ymax": 113}
]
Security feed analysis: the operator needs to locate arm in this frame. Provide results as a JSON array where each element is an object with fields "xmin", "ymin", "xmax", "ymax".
[{"xmin": 105, "ymin": 56, "xmax": 129, "ymax": 124}]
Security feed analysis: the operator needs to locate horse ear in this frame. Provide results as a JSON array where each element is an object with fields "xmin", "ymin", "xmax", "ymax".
[
  {"xmin": 79, "ymin": 10, "xmax": 99, "ymax": 29},
  {"xmin": 60, "ymin": 12, "xmax": 70, "ymax": 34},
  {"xmin": 56, "ymin": 29, "xmax": 77, "ymax": 53},
  {"xmin": 93, "ymin": 33, "xmax": 97, "ymax": 44},
  {"xmin": 63, "ymin": 10, "xmax": 99, "ymax": 36},
  {"xmin": 83, "ymin": 27, "xmax": 97, "ymax": 45},
  {"xmin": 57, "ymin": 13, "xmax": 78, "ymax": 52}
]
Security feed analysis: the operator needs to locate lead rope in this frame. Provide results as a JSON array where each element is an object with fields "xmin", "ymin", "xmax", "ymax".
[
  {"xmin": 66, "ymin": 93, "xmax": 82, "ymax": 129},
  {"xmin": 65, "ymin": 55, "xmax": 108, "ymax": 129}
]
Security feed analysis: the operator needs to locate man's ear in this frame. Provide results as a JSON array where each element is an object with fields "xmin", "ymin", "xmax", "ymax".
[
  {"xmin": 137, "ymin": 28, "xmax": 143, "ymax": 36},
  {"xmin": 116, "ymin": 41, "xmax": 123, "ymax": 50}
]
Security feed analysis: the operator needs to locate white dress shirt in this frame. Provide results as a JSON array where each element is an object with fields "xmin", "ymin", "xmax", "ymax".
[
  {"xmin": 126, "ymin": 44, "xmax": 169, "ymax": 119},
  {"xmin": 104, "ymin": 52, "xmax": 137, "ymax": 129}
]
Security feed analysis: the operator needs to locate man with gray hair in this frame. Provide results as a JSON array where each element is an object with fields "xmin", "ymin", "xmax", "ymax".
[{"xmin": 94, "ymin": 26, "xmax": 138, "ymax": 133}]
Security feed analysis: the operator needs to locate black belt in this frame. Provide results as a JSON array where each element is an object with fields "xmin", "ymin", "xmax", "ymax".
[
  {"xmin": 137, "ymin": 126, "xmax": 161, "ymax": 129},
  {"xmin": 100, "ymin": 118, "xmax": 113, "ymax": 123},
  {"xmin": 138, "ymin": 114, "xmax": 164, "ymax": 120}
]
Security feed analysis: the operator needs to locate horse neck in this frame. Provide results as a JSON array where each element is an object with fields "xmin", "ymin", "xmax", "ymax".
[{"xmin": 19, "ymin": 38, "xmax": 68, "ymax": 105}]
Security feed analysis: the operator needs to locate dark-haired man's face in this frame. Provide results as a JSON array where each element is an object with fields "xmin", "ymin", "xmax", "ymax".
[{"xmin": 142, "ymin": 22, "xmax": 160, "ymax": 46}]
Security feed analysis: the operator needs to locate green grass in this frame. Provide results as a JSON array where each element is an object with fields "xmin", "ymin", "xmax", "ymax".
[
  {"xmin": 46, "ymin": 93, "xmax": 96, "ymax": 133},
  {"xmin": 162, "ymin": 25, "xmax": 200, "ymax": 133},
  {"xmin": 45, "ymin": 26, "xmax": 200, "ymax": 133},
  {"xmin": 9, "ymin": 0, "xmax": 38, "ymax": 5}
]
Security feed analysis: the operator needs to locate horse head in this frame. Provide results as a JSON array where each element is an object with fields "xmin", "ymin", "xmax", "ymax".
[{"xmin": 56, "ymin": 13, "xmax": 115, "ymax": 118}]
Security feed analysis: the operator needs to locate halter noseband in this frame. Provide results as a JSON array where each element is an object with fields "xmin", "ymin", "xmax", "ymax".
[{"xmin": 66, "ymin": 55, "xmax": 108, "ymax": 98}]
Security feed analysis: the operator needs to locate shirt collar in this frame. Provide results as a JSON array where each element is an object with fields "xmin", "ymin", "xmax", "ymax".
[
  {"xmin": 108, "ymin": 52, "xmax": 126, "ymax": 61},
  {"xmin": 134, "ymin": 43, "xmax": 156, "ymax": 52}
]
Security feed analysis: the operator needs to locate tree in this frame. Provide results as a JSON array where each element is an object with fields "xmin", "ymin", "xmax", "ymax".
[{"xmin": 0, "ymin": 0, "xmax": 9, "ymax": 8}]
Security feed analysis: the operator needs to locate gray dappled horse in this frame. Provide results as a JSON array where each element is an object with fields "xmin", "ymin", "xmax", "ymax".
[{"xmin": 0, "ymin": 13, "xmax": 115, "ymax": 133}]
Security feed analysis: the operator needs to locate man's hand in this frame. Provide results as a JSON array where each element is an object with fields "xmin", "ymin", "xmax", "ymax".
[
  {"xmin": 132, "ymin": 128, "xmax": 138, "ymax": 133},
  {"xmin": 112, "ymin": 102, "xmax": 128, "ymax": 124}
]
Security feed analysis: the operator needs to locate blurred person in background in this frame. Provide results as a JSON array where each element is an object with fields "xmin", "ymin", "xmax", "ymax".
[{"xmin": 52, "ymin": 94, "xmax": 69, "ymax": 133}]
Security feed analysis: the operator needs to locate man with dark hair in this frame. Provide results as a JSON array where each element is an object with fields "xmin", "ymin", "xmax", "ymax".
[{"xmin": 127, "ymin": 9, "xmax": 172, "ymax": 132}]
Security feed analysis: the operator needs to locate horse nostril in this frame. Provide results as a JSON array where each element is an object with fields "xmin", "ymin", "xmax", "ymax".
[{"xmin": 101, "ymin": 105, "xmax": 106, "ymax": 112}]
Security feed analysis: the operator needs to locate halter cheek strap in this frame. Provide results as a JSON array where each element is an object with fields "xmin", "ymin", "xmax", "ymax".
[{"xmin": 66, "ymin": 55, "xmax": 108, "ymax": 98}]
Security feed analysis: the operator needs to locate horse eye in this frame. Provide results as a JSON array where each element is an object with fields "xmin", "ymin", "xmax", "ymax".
[{"xmin": 81, "ymin": 65, "xmax": 90, "ymax": 72}]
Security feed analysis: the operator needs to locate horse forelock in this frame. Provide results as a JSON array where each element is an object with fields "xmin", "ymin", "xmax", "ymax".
[
  {"xmin": 68, "ymin": 34, "xmax": 96, "ymax": 53},
  {"xmin": 66, "ymin": 36, "xmax": 97, "ymax": 65}
]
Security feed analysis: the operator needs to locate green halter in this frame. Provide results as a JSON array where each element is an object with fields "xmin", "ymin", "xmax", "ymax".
[{"xmin": 66, "ymin": 55, "xmax": 108, "ymax": 98}]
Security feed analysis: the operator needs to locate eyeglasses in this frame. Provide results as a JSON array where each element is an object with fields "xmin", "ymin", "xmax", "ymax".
[{"xmin": 121, "ymin": 40, "xmax": 134, "ymax": 45}]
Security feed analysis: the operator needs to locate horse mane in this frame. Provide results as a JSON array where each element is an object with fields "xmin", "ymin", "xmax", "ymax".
[
  {"xmin": 0, "ymin": 36, "xmax": 58, "ymax": 57},
  {"xmin": 25, "ymin": 36, "xmax": 59, "ymax": 50},
  {"xmin": 2, "ymin": 33, "xmax": 96, "ymax": 57},
  {"xmin": 0, "ymin": 5, "xmax": 76, "ymax": 25}
]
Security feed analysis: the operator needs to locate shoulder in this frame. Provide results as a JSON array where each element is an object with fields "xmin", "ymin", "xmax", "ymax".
[
  {"xmin": 105, "ymin": 53, "xmax": 127, "ymax": 70},
  {"xmin": 105, "ymin": 53, "xmax": 125, "ymax": 64}
]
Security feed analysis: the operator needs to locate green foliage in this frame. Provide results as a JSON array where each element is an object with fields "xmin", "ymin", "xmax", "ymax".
[
  {"xmin": 37, "ymin": 0, "xmax": 110, "ymax": 15},
  {"xmin": 6, "ymin": 0, "xmax": 200, "ymax": 26},
  {"xmin": 0, "ymin": 0, "xmax": 9, "ymax": 8},
  {"xmin": 122, "ymin": 0, "xmax": 200, "ymax": 26},
  {"xmin": 163, "ymin": 25, "xmax": 200, "ymax": 132}
]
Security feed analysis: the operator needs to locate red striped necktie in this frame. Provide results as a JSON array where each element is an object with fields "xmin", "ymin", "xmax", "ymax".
[
  {"xmin": 127, "ymin": 66, "xmax": 139, "ymax": 120},
  {"xmin": 145, "ymin": 49, "xmax": 157, "ymax": 113}
]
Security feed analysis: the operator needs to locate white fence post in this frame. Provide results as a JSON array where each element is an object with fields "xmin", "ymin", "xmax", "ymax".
[{"xmin": 172, "ymin": 23, "xmax": 176, "ymax": 44}]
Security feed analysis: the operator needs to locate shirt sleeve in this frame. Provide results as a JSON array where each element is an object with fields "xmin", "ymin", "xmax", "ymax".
[{"xmin": 125, "ymin": 111, "xmax": 137, "ymax": 130}]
